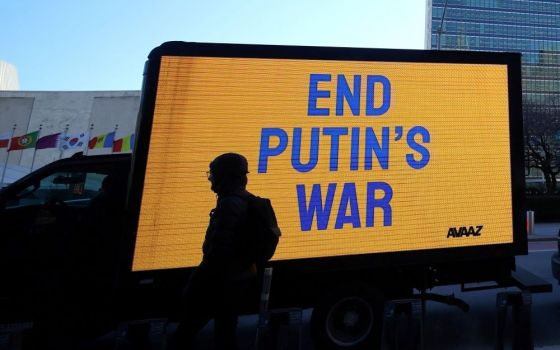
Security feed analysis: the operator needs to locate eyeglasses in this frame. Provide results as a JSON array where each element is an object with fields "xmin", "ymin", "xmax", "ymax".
[{"xmin": 206, "ymin": 170, "xmax": 249, "ymax": 180}]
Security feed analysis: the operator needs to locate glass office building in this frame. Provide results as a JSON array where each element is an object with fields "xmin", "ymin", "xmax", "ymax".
[{"xmin": 426, "ymin": 0, "xmax": 560, "ymax": 114}]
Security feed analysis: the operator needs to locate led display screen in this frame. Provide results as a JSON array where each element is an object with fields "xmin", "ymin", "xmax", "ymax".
[{"xmin": 132, "ymin": 53, "xmax": 515, "ymax": 271}]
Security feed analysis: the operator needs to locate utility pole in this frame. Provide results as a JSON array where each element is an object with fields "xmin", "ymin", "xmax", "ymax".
[
  {"xmin": 59, "ymin": 124, "xmax": 69, "ymax": 160},
  {"xmin": 436, "ymin": 0, "xmax": 450, "ymax": 50},
  {"xmin": 30, "ymin": 125, "xmax": 42, "ymax": 171}
]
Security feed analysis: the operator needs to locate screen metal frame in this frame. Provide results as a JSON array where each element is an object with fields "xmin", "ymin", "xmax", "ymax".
[{"xmin": 126, "ymin": 42, "xmax": 525, "ymax": 272}]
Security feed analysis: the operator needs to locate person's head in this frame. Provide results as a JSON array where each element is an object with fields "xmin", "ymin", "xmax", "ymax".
[
  {"xmin": 208, "ymin": 153, "xmax": 249, "ymax": 195},
  {"xmin": 101, "ymin": 173, "xmax": 127, "ymax": 197}
]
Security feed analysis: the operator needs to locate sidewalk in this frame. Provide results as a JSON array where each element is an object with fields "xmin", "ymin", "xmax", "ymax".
[{"xmin": 529, "ymin": 223, "xmax": 560, "ymax": 242}]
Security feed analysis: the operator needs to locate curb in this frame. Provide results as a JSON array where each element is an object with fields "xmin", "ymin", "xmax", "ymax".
[{"xmin": 528, "ymin": 236, "xmax": 558, "ymax": 242}]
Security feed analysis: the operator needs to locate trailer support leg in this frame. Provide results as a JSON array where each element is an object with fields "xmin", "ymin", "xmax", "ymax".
[
  {"xmin": 384, "ymin": 298, "xmax": 423, "ymax": 350},
  {"xmin": 495, "ymin": 291, "xmax": 533, "ymax": 350}
]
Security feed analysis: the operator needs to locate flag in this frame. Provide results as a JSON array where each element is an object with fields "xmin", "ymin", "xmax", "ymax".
[
  {"xmin": 89, "ymin": 131, "xmax": 115, "ymax": 149},
  {"xmin": 36, "ymin": 133, "xmax": 61, "ymax": 149},
  {"xmin": 112, "ymin": 134, "xmax": 135, "ymax": 152},
  {"xmin": 103, "ymin": 131, "xmax": 115, "ymax": 148},
  {"xmin": 60, "ymin": 133, "xmax": 88, "ymax": 150},
  {"xmin": 88, "ymin": 136, "xmax": 97, "ymax": 149},
  {"xmin": 0, "ymin": 132, "xmax": 10, "ymax": 148},
  {"xmin": 8, "ymin": 131, "xmax": 39, "ymax": 151}
]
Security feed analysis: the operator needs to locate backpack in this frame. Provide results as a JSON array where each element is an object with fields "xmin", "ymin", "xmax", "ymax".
[{"xmin": 240, "ymin": 194, "xmax": 281, "ymax": 266}]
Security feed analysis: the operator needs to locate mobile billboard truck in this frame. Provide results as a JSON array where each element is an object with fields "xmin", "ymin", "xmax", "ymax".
[{"xmin": 127, "ymin": 42, "xmax": 545, "ymax": 348}]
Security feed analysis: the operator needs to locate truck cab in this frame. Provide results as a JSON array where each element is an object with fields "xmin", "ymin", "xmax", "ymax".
[{"xmin": 0, "ymin": 154, "xmax": 131, "ymax": 339}]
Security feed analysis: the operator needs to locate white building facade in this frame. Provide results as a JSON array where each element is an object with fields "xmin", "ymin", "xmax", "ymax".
[
  {"xmin": 0, "ymin": 90, "xmax": 140, "ymax": 184},
  {"xmin": 0, "ymin": 61, "xmax": 20, "ymax": 91}
]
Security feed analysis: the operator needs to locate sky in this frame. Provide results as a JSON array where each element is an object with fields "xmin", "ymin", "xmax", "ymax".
[{"xmin": 1, "ymin": 0, "xmax": 426, "ymax": 91}]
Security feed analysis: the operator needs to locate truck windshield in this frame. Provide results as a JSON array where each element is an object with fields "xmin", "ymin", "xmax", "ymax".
[{"xmin": 6, "ymin": 171, "xmax": 109, "ymax": 209}]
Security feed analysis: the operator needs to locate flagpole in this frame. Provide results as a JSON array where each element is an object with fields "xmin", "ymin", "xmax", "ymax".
[
  {"xmin": 1, "ymin": 124, "xmax": 17, "ymax": 186},
  {"xmin": 84, "ymin": 123, "xmax": 93, "ymax": 156},
  {"xmin": 111, "ymin": 124, "xmax": 119, "ymax": 154},
  {"xmin": 59, "ymin": 124, "xmax": 69, "ymax": 160},
  {"xmin": 30, "ymin": 125, "xmax": 42, "ymax": 171}
]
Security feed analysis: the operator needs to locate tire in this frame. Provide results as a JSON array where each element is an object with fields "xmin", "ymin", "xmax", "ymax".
[{"xmin": 310, "ymin": 287, "xmax": 384, "ymax": 350}]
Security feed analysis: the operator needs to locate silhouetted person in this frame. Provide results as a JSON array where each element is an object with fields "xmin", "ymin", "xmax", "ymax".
[
  {"xmin": 31, "ymin": 173, "xmax": 128, "ymax": 349},
  {"xmin": 67, "ymin": 173, "xmax": 128, "ymax": 347},
  {"xmin": 89, "ymin": 172, "xmax": 128, "ymax": 214},
  {"xmin": 173, "ymin": 153, "xmax": 258, "ymax": 350},
  {"xmin": 82, "ymin": 173, "xmax": 128, "ymax": 332}
]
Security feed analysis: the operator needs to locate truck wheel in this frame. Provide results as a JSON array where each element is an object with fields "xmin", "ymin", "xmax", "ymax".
[{"xmin": 310, "ymin": 288, "xmax": 384, "ymax": 350}]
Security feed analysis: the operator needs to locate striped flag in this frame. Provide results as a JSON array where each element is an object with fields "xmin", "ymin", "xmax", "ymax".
[
  {"xmin": 112, "ymin": 134, "xmax": 135, "ymax": 152},
  {"xmin": 88, "ymin": 131, "xmax": 115, "ymax": 149},
  {"xmin": 0, "ymin": 132, "xmax": 10, "ymax": 148}
]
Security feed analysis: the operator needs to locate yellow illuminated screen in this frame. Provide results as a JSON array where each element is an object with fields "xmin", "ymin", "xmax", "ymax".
[{"xmin": 132, "ymin": 55, "xmax": 512, "ymax": 271}]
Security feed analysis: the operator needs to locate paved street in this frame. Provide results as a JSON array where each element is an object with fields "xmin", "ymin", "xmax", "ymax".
[
  {"xmin": 5, "ymin": 225, "xmax": 558, "ymax": 349},
  {"xmin": 420, "ymin": 249, "xmax": 559, "ymax": 350},
  {"xmin": 187, "ymin": 223, "xmax": 560, "ymax": 350},
  {"xmin": 530, "ymin": 222, "xmax": 560, "ymax": 240}
]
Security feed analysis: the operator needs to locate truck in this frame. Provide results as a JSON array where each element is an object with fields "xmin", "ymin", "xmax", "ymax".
[{"xmin": 0, "ymin": 42, "xmax": 550, "ymax": 349}]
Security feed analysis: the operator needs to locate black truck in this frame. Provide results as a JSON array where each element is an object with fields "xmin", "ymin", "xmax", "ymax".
[{"xmin": 0, "ymin": 42, "xmax": 552, "ymax": 349}]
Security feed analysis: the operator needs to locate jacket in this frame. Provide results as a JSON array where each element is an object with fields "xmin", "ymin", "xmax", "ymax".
[{"xmin": 201, "ymin": 189, "xmax": 255, "ymax": 278}]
